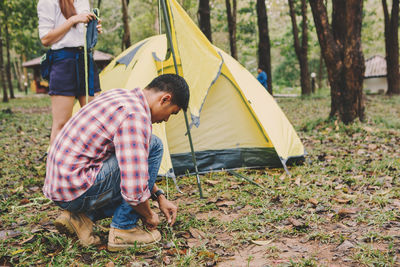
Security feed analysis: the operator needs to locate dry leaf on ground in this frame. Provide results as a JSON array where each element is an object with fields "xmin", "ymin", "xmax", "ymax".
[
  {"xmin": 309, "ymin": 198, "xmax": 319, "ymax": 205},
  {"xmin": 288, "ymin": 218, "xmax": 307, "ymax": 229},
  {"xmin": 162, "ymin": 256, "xmax": 171, "ymax": 265},
  {"xmin": 332, "ymin": 198, "xmax": 351, "ymax": 204},
  {"xmin": 338, "ymin": 208, "xmax": 359, "ymax": 217},
  {"xmin": 189, "ymin": 227, "xmax": 206, "ymax": 239},
  {"xmin": 335, "ymin": 240, "xmax": 355, "ymax": 252},
  {"xmin": 216, "ymin": 200, "xmax": 236, "ymax": 207},
  {"xmin": 0, "ymin": 230, "xmax": 21, "ymax": 241},
  {"xmin": 205, "ymin": 180, "xmax": 219, "ymax": 185},
  {"xmin": 294, "ymin": 176, "xmax": 301, "ymax": 186},
  {"xmin": 165, "ymin": 248, "xmax": 187, "ymax": 256},
  {"xmin": 251, "ymin": 239, "xmax": 273, "ymax": 246}
]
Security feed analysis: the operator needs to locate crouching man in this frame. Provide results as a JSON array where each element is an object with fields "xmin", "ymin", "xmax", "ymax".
[{"xmin": 43, "ymin": 74, "xmax": 189, "ymax": 251}]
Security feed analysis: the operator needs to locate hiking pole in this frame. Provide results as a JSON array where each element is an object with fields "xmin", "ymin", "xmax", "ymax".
[{"xmin": 160, "ymin": 0, "xmax": 204, "ymax": 198}]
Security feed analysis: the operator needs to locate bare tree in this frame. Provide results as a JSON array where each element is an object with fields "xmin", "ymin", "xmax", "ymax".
[
  {"xmin": 309, "ymin": 0, "xmax": 365, "ymax": 124},
  {"xmin": 256, "ymin": 0, "xmax": 272, "ymax": 94},
  {"xmin": 288, "ymin": 0, "xmax": 311, "ymax": 96},
  {"xmin": 382, "ymin": 0, "xmax": 400, "ymax": 95},
  {"xmin": 198, "ymin": 0, "xmax": 212, "ymax": 42},
  {"xmin": 121, "ymin": 0, "xmax": 131, "ymax": 50},
  {"xmin": 225, "ymin": 0, "xmax": 237, "ymax": 59},
  {"xmin": 13, "ymin": 60, "xmax": 22, "ymax": 92},
  {"xmin": 0, "ymin": 25, "xmax": 8, "ymax": 102},
  {"xmin": 317, "ymin": 49, "xmax": 324, "ymax": 89},
  {"xmin": 4, "ymin": 12, "xmax": 14, "ymax": 98}
]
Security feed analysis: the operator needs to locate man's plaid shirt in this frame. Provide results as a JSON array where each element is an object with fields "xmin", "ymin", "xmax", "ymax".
[{"xmin": 43, "ymin": 88, "xmax": 152, "ymax": 206}]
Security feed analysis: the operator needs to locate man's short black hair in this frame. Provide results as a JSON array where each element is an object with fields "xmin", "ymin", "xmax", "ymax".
[
  {"xmin": 145, "ymin": 74, "xmax": 190, "ymax": 111},
  {"xmin": 258, "ymin": 65, "xmax": 265, "ymax": 71}
]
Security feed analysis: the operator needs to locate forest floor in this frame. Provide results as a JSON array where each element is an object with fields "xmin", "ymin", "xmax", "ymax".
[{"xmin": 0, "ymin": 92, "xmax": 399, "ymax": 266}]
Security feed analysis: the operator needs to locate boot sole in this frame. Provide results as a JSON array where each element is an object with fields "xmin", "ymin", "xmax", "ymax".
[{"xmin": 107, "ymin": 240, "xmax": 160, "ymax": 252}]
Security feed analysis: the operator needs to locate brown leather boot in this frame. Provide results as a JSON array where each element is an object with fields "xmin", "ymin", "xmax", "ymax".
[
  {"xmin": 54, "ymin": 210, "xmax": 101, "ymax": 246},
  {"xmin": 107, "ymin": 227, "xmax": 161, "ymax": 251}
]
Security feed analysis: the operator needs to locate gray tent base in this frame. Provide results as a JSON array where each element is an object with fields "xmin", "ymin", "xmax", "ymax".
[{"xmin": 170, "ymin": 147, "xmax": 305, "ymax": 176}]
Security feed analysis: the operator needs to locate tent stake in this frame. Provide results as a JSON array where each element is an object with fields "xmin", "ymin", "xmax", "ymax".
[
  {"xmin": 160, "ymin": 0, "xmax": 204, "ymax": 198},
  {"xmin": 228, "ymin": 170, "xmax": 266, "ymax": 191}
]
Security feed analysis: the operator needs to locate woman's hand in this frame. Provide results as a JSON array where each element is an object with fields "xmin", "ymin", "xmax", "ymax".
[
  {"xmin": 96, "ymin": 19, "xmax": 103, "ymax": 34},
  {"xmin": 70, "ymin": 12, "xmax": 96, "ymax": 25}
]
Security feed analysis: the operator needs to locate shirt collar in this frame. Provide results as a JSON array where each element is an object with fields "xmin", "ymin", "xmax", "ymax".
[{"xmin": 132, "ymin": 88, "xmax": 151, "ymax": 120}]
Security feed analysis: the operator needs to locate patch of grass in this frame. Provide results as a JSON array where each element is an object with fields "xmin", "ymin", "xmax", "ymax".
[
  {"xmin": 288, "ymin": 256, "xmax": 319, "ymax": 267},
  {"xmin": 362, "ymin": 231, "xmax": 394, "ymax": 243},
  {"xmin": 352, "ymin": 244, "xmax": 397, "ymax": 266},
  {"xmin": 307, "ymin": 231, "xmax": 336, "ymax": 244},
  {"xmin": 1, "ymin": 94, "xmax": 400, "ymax": 266}
]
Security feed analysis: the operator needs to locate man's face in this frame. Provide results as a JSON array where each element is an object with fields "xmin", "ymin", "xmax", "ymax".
[
  {"xmin": 151, "ymin": 94, "xmax": 181, "ymax": 124},
  {"xmin": 257, "ymin": 68, "xmax": 262, "ymax": 74}
]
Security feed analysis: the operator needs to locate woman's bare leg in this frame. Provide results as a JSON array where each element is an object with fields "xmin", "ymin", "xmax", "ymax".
[
  {"xmin": 50, "ymin": 95, "xmax": 75, "ymax": 144},
  {"xmin": 77, "ymin": 95, "xmax": 96, "ymax": 107}
]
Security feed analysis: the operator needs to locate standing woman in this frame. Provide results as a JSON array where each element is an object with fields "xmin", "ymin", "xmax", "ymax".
[{"xmin": 37, "ymin": 0, "xmax": 102, "ymax": 144}]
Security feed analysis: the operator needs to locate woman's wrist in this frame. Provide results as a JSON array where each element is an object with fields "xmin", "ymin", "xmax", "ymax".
[{"xmin": 68, "ymin": 15, "xmax": 78, "ymax": 26}]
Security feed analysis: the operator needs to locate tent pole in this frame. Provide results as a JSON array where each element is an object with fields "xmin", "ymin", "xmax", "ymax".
[{"xmin": 160, "ymin": 0, "xmax": 204, "ymax": 198}]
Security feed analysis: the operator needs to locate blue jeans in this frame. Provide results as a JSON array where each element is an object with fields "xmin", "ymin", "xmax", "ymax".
[{"xmin": 56, "ymin": 135, "xmax": 163, "ymax": 230}]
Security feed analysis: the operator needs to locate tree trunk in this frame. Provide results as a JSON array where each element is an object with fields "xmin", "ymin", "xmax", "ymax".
[
  {"xmin": 4, "ymin": 20, "xmax": 14, "ymax": 99},
  {"xmin": 256, "ymin": 0, "xmax": 272, "ymax": 95},
  {"xmin": 97, "ymin": 0, "xmax": 101, "ymax": 9},
  {"xmin": 317, "ymin": 49, "xmax": 324, "ymax": 89},
  {"xmin": 382, "ymin": 0, "xmax": 400, "ymax": 95},
  {"xmin": 22, "ymin": 54, "xmax": 29, "ymax": 94},
  {"xmin": 13, "ymin": 60, "xmax": 22, "ymax": 92},
  {"xmin": 198, "ymin": 0, "xmax": 212, "ymax": 42},
  {"xmin": 121, "ymin": 0, "xmax": 131, "ymax": 50},
  {"xmin": 288, "ymin": 0, "xmax": 311, "ymax": 96},
  {"xmin": 310, "ymin": 0, "xmax": 365, "ymax": 124},
  {"xmin": 0, "ymin": 26, "xmax": 9, "ymax": 102},
  {"xmin": 225, "ymin": 0, "xmax": 237, "ymax": 59}
]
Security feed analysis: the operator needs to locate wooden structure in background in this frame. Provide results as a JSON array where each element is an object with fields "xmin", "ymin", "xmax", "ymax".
[
  {"xmin": 364, "ymin": 55, "xmax": 388, "ymax": 94},
  {"xmin": 22, "ymin": 50, "xmax": 113, "ymax": 94}
]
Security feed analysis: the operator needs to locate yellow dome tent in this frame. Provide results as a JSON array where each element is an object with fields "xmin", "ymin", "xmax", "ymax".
[{"xmin": 75, "ymin": 0, "xmax": 305, "ymax": 181}]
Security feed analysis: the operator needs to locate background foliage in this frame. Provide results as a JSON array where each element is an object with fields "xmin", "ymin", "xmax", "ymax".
[{"xmin": 0, "ymin": 0, "xmax": 389, "ymax": 94}]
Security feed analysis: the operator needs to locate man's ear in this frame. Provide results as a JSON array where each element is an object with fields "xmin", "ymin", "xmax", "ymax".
[{"xmin": 161, "ymin": 93, "xmax": 172, "ymax": 104}]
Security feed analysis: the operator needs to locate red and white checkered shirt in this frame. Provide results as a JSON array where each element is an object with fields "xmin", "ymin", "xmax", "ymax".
[{"xmin": 43, "ymin": 88, "xmax": 152, "ymax": 206}]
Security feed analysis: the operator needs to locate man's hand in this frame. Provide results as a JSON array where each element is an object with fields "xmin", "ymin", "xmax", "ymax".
[
  {"xmin": 131, "ymin": 200, "xmax": 159, "ymax": 230},
  {"xmin": 142, "ymin": 210, "xmax": 160, "ymax": 230},
  {"xmin": 158, "ymin": 197, "xmax": 178, "ymax": 226}
]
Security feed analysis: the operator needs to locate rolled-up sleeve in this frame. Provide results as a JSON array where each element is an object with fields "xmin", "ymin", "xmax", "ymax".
[
  {"xmin": 37, "ymin": 0, "xmax": 56, "ymax": 39},
  {"xmin": 81, "ymin": 0, "xmax": 90, "ymax": 13},
  {"xmin": 114, "ymin": 113, "xmax": 152, "ymax": 206}
]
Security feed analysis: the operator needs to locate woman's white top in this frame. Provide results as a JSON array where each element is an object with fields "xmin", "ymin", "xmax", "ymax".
[{"xmin": 37, "ymin": 0, "xmax": 90, "ymax": 50}]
